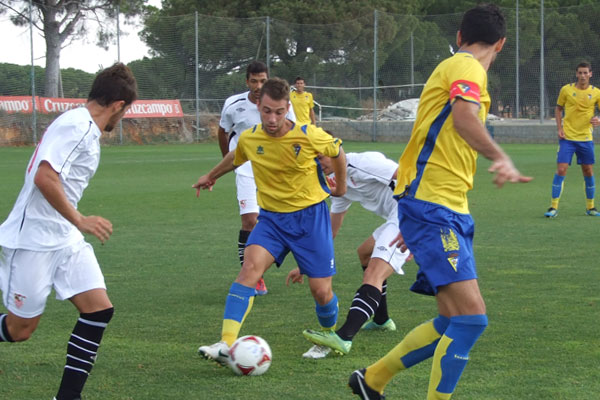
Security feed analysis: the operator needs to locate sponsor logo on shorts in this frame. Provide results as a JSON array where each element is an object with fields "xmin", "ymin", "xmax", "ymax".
[
  {"xmin": 377, "ymin": 246, "xmax": 387, "ymax": 252},
  {"xmin": 440, "ymin": 227, "xmax": 459, "ymax": 252},
  {"xmin": 447, "ymin": 253, "xmax": 459, "ymax": 272},
  {"xmin": 14, "ymin": 293, "xmax": 26, "ymax": 309}
]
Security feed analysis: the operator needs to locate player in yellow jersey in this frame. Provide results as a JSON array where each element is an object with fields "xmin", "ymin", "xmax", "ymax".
[
  {"xmin": 348, "ymin": 5, "xmax": 531, "ymax": 399},
  {"xmin": 193, "ymin": 78, "xmax": 347, "ymax": 365},
  {"xmin": 544, "ymin": 62, "xmax": 600, "ymax": 218},
  {"xmin": 290, "ymin": 76, "xmax": 316, "ymax": 125}
]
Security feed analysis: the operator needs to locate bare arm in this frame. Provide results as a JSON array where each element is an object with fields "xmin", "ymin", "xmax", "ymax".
[
  {"xmin": 329, "ymin": 147, "xmax": 347, "ymax": 196},
  {"xmin": 555, "ymin": 105, "xmax": 565, "ymax": 139},
  {"xmin": 310, "ymin": 108, "xmax": 316, "ymax": 125},
  {"xmin": 217, "ymin": 126, "xmax": 230, "ymax": 157},
  {"xmin": 330, "ymin": 211, "xmax": 347, "ymax": 239},
  {"xmin": 452, "ymin": 99, "xmax": 532, "ymax": 187},
  {"xmin": 192, "ymin": 150, "xmax": 237, "ymax": 196},
  {"xmin": 34, "ymin": 161, "xmax": 112, "ymax": 243}
]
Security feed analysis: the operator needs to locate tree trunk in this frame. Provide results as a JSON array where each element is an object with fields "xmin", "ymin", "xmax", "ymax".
[{"xmin": 43, "ymin": 5, "xmax": 61, "ymax": 98}]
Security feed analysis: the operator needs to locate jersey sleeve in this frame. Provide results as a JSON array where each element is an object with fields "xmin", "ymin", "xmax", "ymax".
[
  {"xmin": 556, "ymin": 86, "xmax": 567, "ymax": 107},
  {"xmin": 448, "ymin": 61, "xmax": 485, "ymax": 107},
  {"xmin": 219, "ymin": 98, "xmax": 235, "ymax": 132},
  {"xmin": 309, "ymin": 92, "xmax": 314, "ymax": 108},
  {"xmin": 233, "ymin": 133, "xmax": 248, "ymax": 166},
  {"xmin": 34, "ymin": 120, "xmax": 92, "ymax": 176},
  {"xmin": 310, "ymin": 126, "xmax": 342, "ymax": 158}
]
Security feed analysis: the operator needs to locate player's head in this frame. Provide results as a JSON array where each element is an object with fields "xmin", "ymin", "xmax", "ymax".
[
  {"xmin": 459, "ymin": 4, "xmax": 506, "ymax": 46},
  {"xmin": 246, "ymin": 61, "xmax": 269, "ymax": 102},
  {"xmin": 295, "ymin": 76, "xmax": 306, "ymax": 92},
  {"xmin": 258, "ymin": 78, "xmax": 291, "ymax": 135},
  {"xmin": 317, "ymin": 130, "xmax": 335, "ymax": 175},
  {"xmin": 576, "ymin": 62, "xmax": 592, "ymax": 84},
  {"xmin": 88, "ymin": 63, "xmax": 137, "ymax": 131}
]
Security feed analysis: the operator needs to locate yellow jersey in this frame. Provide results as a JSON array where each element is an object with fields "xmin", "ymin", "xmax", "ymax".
[
  {"xmin": 394, "ymin": 51, "xmax": 490, "ymax": 214},
  {"xmin": 557, "ymin": 83, "xmax": 600, "ymax": 141},
  {"xmin": 290, "ymin": 90, "xmax": 314, "ymax": 124},
  {"xmin": 234, "ymin": 123, "xmax": 342, "ymax": 212}
]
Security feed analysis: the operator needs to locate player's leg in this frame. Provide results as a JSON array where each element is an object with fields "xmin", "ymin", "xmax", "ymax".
[
  {"xmin": 52, "ymin": 241, "xmax": 112, "ymax": 400},
  {"xmin": 237, "ymin": 175, "xmax": 267, "ymax": 294},
  {"xmin": 546, "ymin": 140, "xmax": 573, "ymax": 217},
  {"xmin": 578, "ymin": 141, "xmax": 598, "ymax": 215},
  {"xmin": 0, "ymin": 247, "xmax": 52, "ymax": 342},
  {"xmin": 427, "ymin": 279, "xmax": 487, "ymax": 399}
]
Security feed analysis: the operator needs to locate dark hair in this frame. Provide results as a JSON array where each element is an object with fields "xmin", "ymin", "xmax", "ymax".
[
  {"xmin": 295, "ymin": 76, "xmax": 304, "ymax": 83},
  {"xmin": 88, "ymin": 63, "xmax": 137, "ymax": 106},
  {"xmin": 460, "ymin": 4, "xmax": 506, "ymax": 46},
  {"xmin": 260, "ymin": 78, "xmax": 290, "ymax": 102},
  {"xmin": 246, "ymin": 61, "xmax": 268, "ymax": 79},
  {"xmin": 577, "ymin": 62, "xmax": 592, "ymax": 71}
]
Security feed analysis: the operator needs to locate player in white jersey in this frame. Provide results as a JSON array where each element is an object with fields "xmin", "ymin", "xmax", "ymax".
[
  {"xmin": 287, "ymin": 151, "xmax": 411, "ymax": 358},
  {"xmin": 0, "ymin": 63, "xmax": 137, "ymax": 400},
  {"xmin": 217, "ymin": 61, "xmax": 296, "ymax": 295}
]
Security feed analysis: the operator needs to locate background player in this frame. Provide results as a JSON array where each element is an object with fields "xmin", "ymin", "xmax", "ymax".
[
  {"xmin": 0, "ymin": 63, "xmax": 137, "ymax": 400},
  {"xmin": 348, "ymin": 5, "xmax": 531, "ymax": 399},
  {"xmin": 290, "ymin": 76, "xmax": 316, "ymax": 125},
  {"xmin": 193, "ymin": 78, "xmax": 347, "ymax": 364},
  {"xmin": 286, "ymin": 150, "xmax": 410, "ymax": 359},
  {"xmin": 544, "ymin": 61, "xmax": 600, "ymax": 218},
  {"xmin": 218, "ymin": 61, "xmax": 296, "ymax": 295}
]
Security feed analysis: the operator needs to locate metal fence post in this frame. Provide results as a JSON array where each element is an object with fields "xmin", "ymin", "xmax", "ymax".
[
  {"xmin": 195, "ymin": 11, "xmax": 199, "ymax": 142},
  {"xmin": 266, "ymin": 16, "xmax": 270, "ymax": 72},
  {"xmin": 516, "ymin": 0, "xmax": 520, "ymax": 118},
  {"xmin": 540, "ymin": 0, "xmax": 545, "ymax": 123},
  {"xmin": 30, "ymin": 0, "xmax": 37, "ymax": 143},
  {"xmin": 372, "ymin": 10, "xmax": 378, "ymax": 142}
]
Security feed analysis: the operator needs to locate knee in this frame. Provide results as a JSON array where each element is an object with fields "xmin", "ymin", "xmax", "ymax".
[
  {"xmin": 8, "ymin": 324, "xmax": 36, "ymax": 342},
  {"xmin": 311, "ymin": 286, "xmax": 333, "ymax": 305}
]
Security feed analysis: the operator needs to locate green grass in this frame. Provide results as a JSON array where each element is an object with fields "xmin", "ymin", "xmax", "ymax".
[{"xmin": 0, "ymin": 142, "xmax": 598, "ymax": 399}]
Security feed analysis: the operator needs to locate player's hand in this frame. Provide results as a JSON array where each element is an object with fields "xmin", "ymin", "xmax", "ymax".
[
  {"xmin": 286, "ymin": 267, "xmax": 304, "ymax": 286},
  {"xmin": 326, "ymin": 176, "xmax": 337, "ymax": 191},
  {"xmin": 192, "ymin": 175, "xmax": 216, "ymax": 197},
  {"xmin": 329, "ymin": 179, "xmax": 346, "ymax": 197},
  {"xmin": 488, "ymin": 158, "xmax": 533, "ymax": 188},
  {"xmin": 591, "ymin": 116, "xmax": 600, "ymax": 127},
  {"xmin": 77, "ymin": 215, "xmax": 113, "ymax": 244},
  {"xmin": 389, "ymin": 231, "xmax": 409, "ymax": 253},
  {"xmin": 558, "ymin": 128, "xmax": 566, "ymax": 139}
]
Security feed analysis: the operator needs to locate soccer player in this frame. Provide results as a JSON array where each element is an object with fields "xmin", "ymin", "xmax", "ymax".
[
  {"xmin": 286, "ymin": 150, "xmax": 410, "ymax": 359},
  {"xmin": 544, "ymin": 61, "xmax": 600, "ymax": 218},
  {"xmin": 0, "ymin": 63, "xmax": 137, "ymax": 400},
  {"xmin": 218, "ymin": 61, "xmax": 296, "ymax": 295},
  {"xmin": 347, "ymin": 5, "xmax": 531, "ymax": 399},
  {"xmin": 290, "ymin": 76, "xmax": 316, "ymax": 125},
  {"xmin": 193, "ymin": 77, "xmax": 347, "ymax": 365}
]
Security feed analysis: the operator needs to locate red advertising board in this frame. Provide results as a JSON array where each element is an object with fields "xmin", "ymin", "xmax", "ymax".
[{"xmin": 0, "ymin": 96, "xmax": 183, "ymax": 118}]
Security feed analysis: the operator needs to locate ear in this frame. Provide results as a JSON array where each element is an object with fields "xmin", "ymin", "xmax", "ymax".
[
  {"xmin": 456, "ymin": 31, "xmax": 462, "ymax": 47},
  {"xmin": 495, "ymin": 37, "xmax": 506, "ymax": 53},
  {"xmin": 112, "ymin": 100, "xmax": 126, "ymax": 112}
]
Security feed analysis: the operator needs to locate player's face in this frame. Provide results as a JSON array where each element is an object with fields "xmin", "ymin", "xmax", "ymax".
[
  {"xmin": 576, "ymin": 67, "xmax": 592, "ymax": 86},
  {"xmin": 295, "ymin": 80, "xmax": 305, "ymax": 93},
  {"xmin": 104, "ymin": 102, "xmax": 130, "ymax": 132},
  {"xmin": 247, "ymin": 72, "xmax": 268, "ymax": 102},
  {"xmin": 259, "ymin": 94, "xmax": 289, "ymax": 136},
  {"xmin": 317, "ymin": 154, "xmax": 333, "ymax": 175}
]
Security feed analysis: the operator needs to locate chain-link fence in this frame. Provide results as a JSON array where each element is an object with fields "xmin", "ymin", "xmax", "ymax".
[{"xmin": 2, "ymin": 4, "xmax": 600, "ymax": 145}]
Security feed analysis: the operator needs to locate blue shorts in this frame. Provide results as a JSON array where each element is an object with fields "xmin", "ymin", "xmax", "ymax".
[
  {"xmin": 397, "ymin": 197, "xmax": 477, "ymax": 296},
  {"xmin": 247, "ymin": 201, "xmax": 336, "ymax": 278},
  {"xmin": 556, "ymin": 139, "xmax": 595, "ymax": 165}
]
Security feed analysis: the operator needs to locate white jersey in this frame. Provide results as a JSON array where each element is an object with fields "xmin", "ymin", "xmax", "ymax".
[
  {"xmin": 330, "ymin": 152, "xmax": 399, "ymax": 222},
  {"xmin": 0, "ymin": 107, "xmax": 101, "ymax": 251},
  {"xmin": 220, "ymin": 91, "xmax": 296, "ymax": 177}
]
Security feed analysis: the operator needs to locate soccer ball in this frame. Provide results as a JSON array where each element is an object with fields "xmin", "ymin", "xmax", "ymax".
[{"xmin": 228, "ymin": 335, "xmax": 272, "ymax": 376}]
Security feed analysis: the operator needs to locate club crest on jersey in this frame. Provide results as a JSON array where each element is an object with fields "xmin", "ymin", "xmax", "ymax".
[
  {"xmin": 293, "ymin": 144, "xmax": 301, "ymax": 157},
  {"xmin": 256, "ymin": 145, "xmax": 264, "ymax": 155}
]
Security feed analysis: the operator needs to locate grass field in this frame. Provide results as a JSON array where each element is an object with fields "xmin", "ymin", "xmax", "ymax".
[{"xmin": 0, "ymin": 142, "xmax": 598, "ymax": 400}]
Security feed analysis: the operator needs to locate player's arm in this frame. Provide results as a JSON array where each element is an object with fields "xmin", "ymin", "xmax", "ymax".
[
  {"xmin": 330, "ymin": 211, "xmax": 347, "ymax": 239},
  {"xmin": 309, "ymin": 108, "xmax": 316, "ymax": 125},
  {"xmin": 329, "ymin": 147, "xmax": 347, "ymax": 196},
  {"xmin": 34, "ymin": 161, "xmax": 112, "ymax": 243},
  {"xmin": 555, "ymin": 105, "xmax": 565, "ymax": 139},
  {"xmin": 192, "ymin": 150, "xmax": 237, "ymax": 195},
  {"xmin": 217, "ymin": 126, "xmax": 230, "ymax": 157},
  {"xmin": 452, "ymin": 99, "xmax": 532, "ymax": 188}
]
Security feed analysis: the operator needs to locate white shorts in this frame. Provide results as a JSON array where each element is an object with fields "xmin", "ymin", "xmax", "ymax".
[
  {"xmin": 371, "ymin": 220, "xmax": 410, "ymax": 275},
  {"xmin": 236, "ymin": 174, "xmax": 259, "ymax": 215},
  {"xmin": 0, "ymin": 240, "xmax": 106, "ymax": 318}
]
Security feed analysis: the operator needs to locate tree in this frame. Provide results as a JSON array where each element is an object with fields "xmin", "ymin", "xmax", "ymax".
[{"xmin": 0, "ymin": 0, "xmax": 146, "ymax": 97}]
